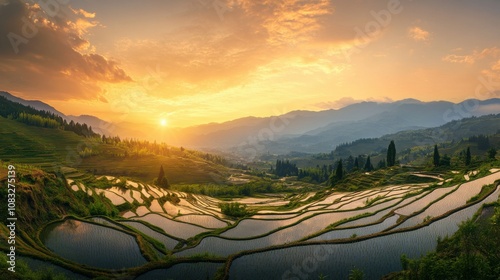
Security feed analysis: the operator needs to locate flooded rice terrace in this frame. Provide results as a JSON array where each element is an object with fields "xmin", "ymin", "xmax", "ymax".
[{"xmin": 38, "ymin": 170, "xmax": 500, "ymax": 279}]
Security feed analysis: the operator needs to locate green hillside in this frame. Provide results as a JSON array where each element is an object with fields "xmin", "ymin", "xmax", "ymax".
[
  {"xmin": 0, "ymin": 116, "xmax": 228, "ymax": 184},
  {"xmin": 333, "ymin": 114, "xmax": 500, "ymax": 160}
]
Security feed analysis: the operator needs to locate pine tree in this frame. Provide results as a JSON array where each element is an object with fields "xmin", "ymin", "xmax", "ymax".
[
  {"xmin": 157, "ymin": 165, "xmax": 170, "ymax": 189},
  {"xmin": 465, "ymin": 147, "xmax": 471, "ymax": 166},
  {"xmin": 364, "ymin": 156, "xmax": 373, "ymax": 171},
  {"xmin": 335, "ymin": 160, "xmax": 343, "ymax": 181},
  {"xmin": 433, "ymin": 145, "xmax": 440, "ymax": 167},
  {"xmin": 354, "ymin": 157, "xmax": 359, "ymax": 170},
  {"xmin": 387, "ymin": 140, "xmax": 396, "ymax": 167}
]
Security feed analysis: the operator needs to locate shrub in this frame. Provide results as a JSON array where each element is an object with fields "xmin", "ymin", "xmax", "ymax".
[{"xmin": 219, "ymin": 202, "xmax": 250, "ymax": 217}]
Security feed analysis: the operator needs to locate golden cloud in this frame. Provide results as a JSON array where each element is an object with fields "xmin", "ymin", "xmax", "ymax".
[
  {"xmin": 408, "ymin": 26, "xmax": 430, "ymax": 41},
  {"xmin": 442, "ymin": 47, "xmax": 500, "ymax": 64},
  {"xmin": 113, "ymin": 0, "xmax": 350, "ymax": 98},
  {"xmin": 0, "ymin": 0, "xmax": 131, "ymax": 100}
]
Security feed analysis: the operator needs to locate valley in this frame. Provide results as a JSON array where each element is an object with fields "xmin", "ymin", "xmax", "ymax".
[
  {"xmin": 1, "ymin": 160, "xmax": 500, "ymax": 279},
  {"xmin": 1, "ymin": 94, "xmax": 500, "ymax": 280}
]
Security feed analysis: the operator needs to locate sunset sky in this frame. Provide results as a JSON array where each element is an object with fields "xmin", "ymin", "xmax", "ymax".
[{"xmin": 1, "ymin": 0, "xmax": 499, "ymax": 128}]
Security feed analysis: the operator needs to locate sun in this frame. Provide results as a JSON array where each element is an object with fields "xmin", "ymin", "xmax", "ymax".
[{"xmin": 159, "ymin": 118, "xmax": 168, "ymax": 127}]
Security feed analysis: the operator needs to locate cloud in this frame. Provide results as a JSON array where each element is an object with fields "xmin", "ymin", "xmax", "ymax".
[
  {"xmin": 113, "ymin": 0, "xmax": 353, "ymax": 98},
  {"xmin": 441, "ymin": 54, "xmax": 475, "ymax": 64},
  {"xmin": 71, "ymin": 8, "xmax": 95, "ymax": 19},
  {"xmin": 442, "ymin": 47, "xmax": 500, "ymax": 64},
  {"xmin": 0, "ymin": 0, "xmax": 131, "ymax": 100},
  {"xmin": 408, "ymin": 26, "xmax": 430, "ymax": 41}
]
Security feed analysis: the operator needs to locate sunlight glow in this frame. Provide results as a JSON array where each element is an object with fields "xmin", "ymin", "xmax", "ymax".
[{"xmin": 160, "ymin": 119, "xmax": 168, "ymax": 127}]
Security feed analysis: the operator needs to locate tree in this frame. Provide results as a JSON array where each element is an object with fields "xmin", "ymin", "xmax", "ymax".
[
  {"xmin": 440, "ymin": 154, "xmax": 451, "ymax": 167},
  {"xmin": 157, "ymin": 165, "xmax": 170, "ymax": 189},
  {"xmin": 345, "ymin": 155, "xmax": 354, "ymax": 171},
  {"xmin": 335, "ymin": 160, "xmax": 343, "ymax": 181},
  {"xmin": 387, "ymin": 140, "xmax": 396, "ymax": 167},
  {"xmin": 364, "ymin": 156, "xmax": 373, "ymax": 171},
  {"xmin": 488, "ymin": 148, "xmax": 497, "ymax": 160},
  {"xmin": 433, "ymin": 145, "xmax": 440, "ymax": 167},
  {"xmin": 354, "ymin": 157, "xmax": 360, "ymax": 170},
  {"xmin": 465, "ymin": 147, "xmax": 472, "ymax": 166}
]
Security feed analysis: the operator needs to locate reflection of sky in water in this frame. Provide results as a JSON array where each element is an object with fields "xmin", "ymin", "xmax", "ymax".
[
  {"xmin": 229, "ymin": 188, "xmax": 500, "ymax": 280},
  {"xmin": 42, "ymin": 219, "xmax": 147, "ymax": 269},
  {"xmin": 134, "ymin": 213, "xmax": 208, "ymax": 239}
]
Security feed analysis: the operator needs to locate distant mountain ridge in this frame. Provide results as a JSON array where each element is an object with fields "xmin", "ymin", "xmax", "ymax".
[
  {"xmin": 2, "ymin": 90, "xmax": 499, "ymax": 159},
  {"xmin": 173, "ymin": 98, "xmax": 500, "ymax": 158},
  {"xmin": 0, "ymin": 91, "xmax": 65, "ymax": 116},
  {"xmin": 331, "ymin": 113, "xmax": 500, "ymax": 158}
]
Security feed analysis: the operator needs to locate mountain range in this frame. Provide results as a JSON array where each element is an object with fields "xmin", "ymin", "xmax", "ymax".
[
  {"xmin": 2, "ymin": 90, "xmax": 499, "ymax": 159},
  {"xmin": 170, "ymin": 98, "xmax": 499, "ymax": 158}
]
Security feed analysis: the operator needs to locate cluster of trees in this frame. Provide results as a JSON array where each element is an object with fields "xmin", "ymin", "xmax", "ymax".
[
  {"xmin": 343, "ymin": 155, "xmax": 379, "ymax": 172},
  {"xmin": 328, "ymin": 141, "xmax": 397, "ymax": 186},
  {"xmin": 432, "ymin": 144, "xmax": 497, "ymax": 168},
  {"xmin": 271, "ymin": 141, "xmax": 398, "ymax": 186},
  {"xmin": 198, "ymin": 152, "xmax": 227, "ymax": 166},
  {"xmin": 17, "ymin": 112, "xmax": 60, "ymax": 128},
  {"xmin": 298, "ymin": 165, "xmax": 333, "ymax": 183},
  {"xmin": 432, "ymin": 145, "xmax": 451, "ymax": 167},
  {"xmin": 173, "ymin": 180, "xmax": 290, "ymax": 197},
  {"xmin": 273, "ymin": 159, "xmax": 298, "ymax": 177},
  {"xmin": 468, "ymin": 134, "xmax": 490, "ymax": 150},
  {"xmin": 219, "ymin": 202, "xmax": 250, "ymax": 217}
]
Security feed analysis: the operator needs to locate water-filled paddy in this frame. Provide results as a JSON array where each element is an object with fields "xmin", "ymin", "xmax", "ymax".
[
  {"xmin": 133, "ymin": 213, "xmax": 208, "ymax": 239},
  {"xmin": 120, "ymin": 220, "xmax": 179, "ymax": 250},
  {"xmin": 228, "ymin": 189, "xmax": 499, "ymax": 280},
  {"xmin": 308, "ymin": 215, "xmax": 399, "ymax": 241},
  {"xmin": 41, "ymin": 219, "xmax": 147, "ymax": 269},
  {"xmin": 100, "ymin": 190, "xmax": 127, "ymax": 205},
  {"xmin": 175, "ymin": 214, "xmax": 228, "ymax": 228}
]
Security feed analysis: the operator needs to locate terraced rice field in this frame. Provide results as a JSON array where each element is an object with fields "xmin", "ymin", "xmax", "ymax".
[{"xmin": 49, "ymin": 168, "xmax": 500, "ymax": 278}]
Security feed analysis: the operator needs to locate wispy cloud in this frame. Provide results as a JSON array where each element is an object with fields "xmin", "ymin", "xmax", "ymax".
[
  {"xmin": 442, "ymin": 47, "xmax": 500, "ymax": 64},
  {"xmin": 71, "ymin": 7, "xmax": 95, "ymax": 19},
  {"xmin": 408, "ymin": 26, "xmax": 430, "ymax": 41}
]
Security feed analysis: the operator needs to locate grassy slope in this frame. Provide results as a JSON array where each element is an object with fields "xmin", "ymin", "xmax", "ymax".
[
  {"xmin": 333, "ymin": 114, "xmax": 500, "ymax": 158},
  {"xmin": 0, "ymin": 116, "xmax": 228, "ymax": 184}
]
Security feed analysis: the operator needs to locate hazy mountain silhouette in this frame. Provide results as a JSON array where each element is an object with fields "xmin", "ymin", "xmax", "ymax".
[{"xmin": 2, "ymin": 91, "xmax": 499, "ymax": 158}]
